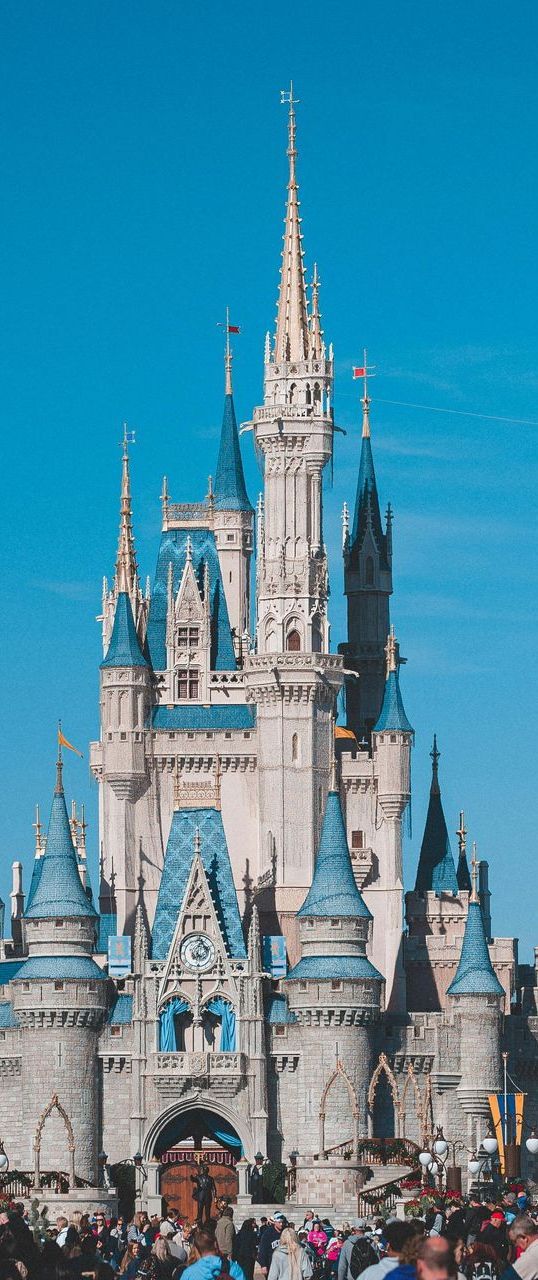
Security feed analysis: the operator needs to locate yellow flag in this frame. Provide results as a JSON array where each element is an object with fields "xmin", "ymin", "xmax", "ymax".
[{"xmin": 58, "ymin": 728, "xmax": 83, "ymax": 758}]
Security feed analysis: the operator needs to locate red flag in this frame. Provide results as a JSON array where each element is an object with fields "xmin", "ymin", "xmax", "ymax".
[
  {"xmin": 353, "ymin": 366, "xmax": 366, "ymax": 379},
  {"xmin": 228, "ymin": 325, "xmax": 241, "ymax": 334}
]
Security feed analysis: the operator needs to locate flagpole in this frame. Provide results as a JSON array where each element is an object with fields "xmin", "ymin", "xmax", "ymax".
[{"xmin": 502, "ymin": 1051, "xmax": 509, "ymax": 1147}]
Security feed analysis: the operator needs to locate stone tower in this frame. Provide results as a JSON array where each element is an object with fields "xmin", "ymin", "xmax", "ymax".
[
  {"xmin": 340, "ymin": 389, "xmax": 393, "ymax": 739},
  {"xmin": 245, "ymin": 88, "xmax": 342, "ymax": 951},
  {"xmin": 11, "ymin": 754, "xmax": 107, "ymax": 1183},
  {"xmin": 447, "ymin": 857, "xmax": 504, "ymax": 1159},
  {"xmin": 212, "ymin": 334, "xmax": 254, "ymax": 655},
  {"xmin": 366, "ymin": 629, "xmax": 413, "ymax": 1012},
  {"xmin": 277, "ymin": 768, "xmax": 383, "ymax": 1158}
]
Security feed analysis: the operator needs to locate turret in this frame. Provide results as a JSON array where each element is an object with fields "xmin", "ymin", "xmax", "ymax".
[
  {"xmin": 212, "ymin": 321, "xmax": 254, "ymax": 656},
  {"xmin": 414, "ymin": 736, "xmax": 458, "ymax": 895},
  {"xmin": 448, "ymin": 851, "xmax": 503, "ymax": 1139},
  {"xmin": 101, "ymin": 426, "xmax": 149, "ymax": 655},
  {"xmin": 11, "ymin": 752, "xmax": 108, "ymax": 1183},
  {"xmin": 10, "ymin": 862, "xmax": 24, "ymax": 950},
  {"xmin": 100, "ymin": 591, "xmax": 151, "ymax": 799},
  {"xmin": 284, "ymin": 761, "xmax": 383, "ymax": 1151},
  {"xmin": 370, "ymin": 629, "xmax": 413, "ymax": 1012},
  {"xmin": 251, "ymin": 84, "xmax": 334, "ymax": 655},
  {"xmin": 340, "ymin": 376, "xmax": 393, "ymax": 738}
]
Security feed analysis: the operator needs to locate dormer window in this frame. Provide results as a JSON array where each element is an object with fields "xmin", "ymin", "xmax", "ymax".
[
  {"xmin": 177, "ymin": 670, "xmax": 200, "ymax": 700},
  {"xmin": 178, "ymin": 626, "xmax": 200, "ymax": 649}
]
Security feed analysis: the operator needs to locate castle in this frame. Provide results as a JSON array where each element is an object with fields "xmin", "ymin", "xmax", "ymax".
[{"xmin": 0, "ymin": 92, "xmax": 536, "ymax": 1217}]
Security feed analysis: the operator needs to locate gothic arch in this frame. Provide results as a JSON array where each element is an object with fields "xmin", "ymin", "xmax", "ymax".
[
  {"xmin": 33, "ymin": 1093, "xmax": 75, "ymax": 1190},
  {"xmin": 401, "ymin": 1063, "xmax": 424, "ymax": 1140},
  {"xmin": 142, "ymin": 1098, "xmax": 256, "ymax": 1164},
  {"xmin": 367, "ymin": 1053, "xmax": 402, "ymax": 1138},
  {"xmin": 318, "ymin": 1060, "xmax": 359, "ymax": 1159}
]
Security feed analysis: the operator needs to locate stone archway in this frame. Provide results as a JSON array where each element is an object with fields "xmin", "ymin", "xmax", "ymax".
[
  {"xmin": 33, "ymin": 1093, "xmax": 76, "ymax": 1190},
  {"xmin": 142, "ymin": 1099, "xmax": 256, "ymax": 1165},
  {"xmin": 401, "ymin": 1063, "xmax": 426, "ymax": 1142},
  {"xmin": 319, "ymin": 1061, "xmax": 359, "ymax": 1159},
  {"xmin": 368, "ymin": 1053, "xmax": 402, "ymax": 1138},
  {"xmin": 142, "ymin": 1102, "xmax": 253, "ymax": 1222}
]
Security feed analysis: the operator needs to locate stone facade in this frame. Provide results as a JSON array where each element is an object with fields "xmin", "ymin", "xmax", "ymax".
[{"xmin": 0, "ymin": 94, "xmax": 536, "ymax": 1212}]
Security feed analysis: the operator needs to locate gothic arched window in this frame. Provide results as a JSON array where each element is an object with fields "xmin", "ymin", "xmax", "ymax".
[
  {"xmin": 365, "ymin": 556, "xmax": 374, "ymax": 586},
  {"xmin": 286, "ymin": 628, "xmax": 301, "ymax": 652},
  {"xmin": 291, "ymin": 732, "xmax": 299, "ymax": 763}
]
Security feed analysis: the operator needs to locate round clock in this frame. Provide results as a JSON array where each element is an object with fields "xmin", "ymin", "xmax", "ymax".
[{"xmin": 180, "ymin": 933, "xmax": 216, "ymax": 972}]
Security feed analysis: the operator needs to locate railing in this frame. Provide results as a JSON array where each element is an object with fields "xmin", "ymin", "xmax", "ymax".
[
  {"xmin": 0, "ymin": 1170, "xmax": 93, "ymax": 1197},
  {"xmin": 155, "ymin": 1051, "xmax": 245, "ymax": 1076},
  {"xmin": 358, "ymin": 1180, "xmax": 402, "ymax": 1218},
  {"xmin": 323, "ymin": 1137, "xmax": 421, "ymax": 1166}
]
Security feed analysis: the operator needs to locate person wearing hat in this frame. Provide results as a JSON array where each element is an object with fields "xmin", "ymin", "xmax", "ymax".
[
  {"xmin": 480, "ymin": 1210, "xmax": 509, "ymax": 1264},
  {"xmin": 258, "ymin": 1213, "xmax": 288, "ymax": 1275}
]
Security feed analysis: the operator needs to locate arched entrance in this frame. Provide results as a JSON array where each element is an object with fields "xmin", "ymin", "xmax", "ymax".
[{"xmin": 150, "ymin": 1108, "xmax": 243, "ymax": 1223}]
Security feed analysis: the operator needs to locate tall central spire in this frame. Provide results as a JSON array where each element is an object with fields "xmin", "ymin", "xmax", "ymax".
[
  {"xmin": 274, "ymin": 83, "xmax": 309, "ymax": 362},
  {"xmin": 115, "ymin": 425, "xmax": 139, "ymax": 596}
]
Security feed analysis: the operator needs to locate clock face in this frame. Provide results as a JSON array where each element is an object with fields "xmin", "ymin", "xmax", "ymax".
[{"xmin": 180, "ymin": 933, "xmax": 216, "ymax": 972}]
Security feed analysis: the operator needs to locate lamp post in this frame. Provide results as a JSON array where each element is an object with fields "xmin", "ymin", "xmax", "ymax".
[
  {"xmin": 133, "ymin": 1151, "xmax": 147, "ymax": 1206},
  {"xmin": 419, "ymin": 1127, "xmax": 449, "ymax": 1192},
  {"xmin": 0, "ymin": 1141, "xmax": 9, "ymax": 1176},
  {"xmin": 467, "ymin": 1127, "xmax": 498, "ymax": 1198}
]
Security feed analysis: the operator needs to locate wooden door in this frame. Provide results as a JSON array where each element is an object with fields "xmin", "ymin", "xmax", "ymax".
[{"xmin": 161, "ymin": 1160, "xmax": 238, "ymax": 1224}]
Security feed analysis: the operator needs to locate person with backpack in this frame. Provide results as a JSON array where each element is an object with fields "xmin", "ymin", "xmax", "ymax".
[
  {"xmin": 360, "ymin": 1222, "xmax": 419, "ymax": 1280},
  {"xmin": 338, "ymin": 1229, "xmax": 378, "ymax": 1280}
]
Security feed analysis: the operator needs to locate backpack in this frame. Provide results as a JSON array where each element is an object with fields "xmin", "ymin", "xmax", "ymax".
[{"xmin": 349, "ymin": 1238, "xmax": 378, "ymax": 1279}]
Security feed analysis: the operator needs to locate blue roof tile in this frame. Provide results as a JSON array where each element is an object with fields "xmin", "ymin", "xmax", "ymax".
[
  {"xmin": 14, "ymin": 956, "xmax": 106, "ymax": 981},
  {"xmin": 214, "ymin": 394, "xmax": 252, "ymax": 512},
  {"xmin": 350, "ymin": 431, "xmax": 388, "ymax": 567},
  {"xmin": 265, "ymin": 993, "xmax": 297, "ymax": 1024},
  {"xmin": 298, "ymin": 790, "xmax": 371, "ymax": 919},
  {"xmin": 286, "ymin": 954, "xmax": 383, "ymax": 982},
  {"xmin": 26, "ymin": 855, "xmax": 44, "ymax": 912},
  {"xmin": 108, "ymin": 993, "xmax": 133, "ymax": 1024},
  {"xmin": 152, "ymin": 807, "xmax": 246, "ymax": 961},
  {"xmin": 447, "ymin": 902, "xmax": 504, "ymax": 997},
  {"xmin": 101, "ymin": 592, "xmax": 148, "ymax": 668},
  {"xmin": 414, "ymin": 740, "xmax": 459, "ymax": 896},
  {"xmin": 25, "ymin": 774, "xmax": 98, "ymax": 921},
  {"xmin": 98, "ymin": 913, "xmax": 117, "ymax": 954},
  {"xmin": 146, "ymin": 528, "xmax": 236, "ymax": 672},
  {"xmin": 0, "ymin": 1003, "xmax": 19, "ymax": 1028},
  {"xmin": 374, "ymin": 669, "xmax": 414, "ymax": 735},
  {"xmin": 0, "ymin": 961, "xmax": 23, "ymax": 985},
  {"xmin": 151, "ymin": 705, "xmax": 256, "ymax": 732}
]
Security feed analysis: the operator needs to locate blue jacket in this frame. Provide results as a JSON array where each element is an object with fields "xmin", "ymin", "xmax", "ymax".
[{"xmin": 182, "ymin": 1254, "xmax": 247, "ymax": 1280}]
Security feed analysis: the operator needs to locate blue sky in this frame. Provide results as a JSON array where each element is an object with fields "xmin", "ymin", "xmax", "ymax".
[{"xmin": 1, "ymin": 0, "xmax": 537, "ymax": 960}]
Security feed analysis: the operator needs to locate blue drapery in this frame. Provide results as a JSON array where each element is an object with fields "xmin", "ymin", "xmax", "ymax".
[
  {"xmin": 206, "ymin": 997, "xmax": 236, "ymax": 1052},
  {"xmin": 159, "ymin": 998, "xmax": 189, "ymax": 1051}
]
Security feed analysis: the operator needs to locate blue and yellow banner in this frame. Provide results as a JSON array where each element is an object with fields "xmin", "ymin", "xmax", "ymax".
[{"xmin": 488, "ymin": 1092, "xmax": 525, "ymax": 1173}]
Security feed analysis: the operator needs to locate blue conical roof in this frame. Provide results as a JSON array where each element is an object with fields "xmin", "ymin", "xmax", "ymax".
[
  {"xmin": 457, "ymin": 851, "xmax": 472, "ymax": 892},
  {"xmin": 374, "ymin": 668, "xmax": 414, "ymax": 734},
  {"xmin": 214, "ymin": 394, "xmax": 252, "ymax": 511},
  {"xmin": 298, "ymin": 790, "xmax": 371, "ymax": 919},
  {"xmin": 414, "ymin": 740, "xmax": 458, "ymax": 895},
  {"xmin": 25, "ymin": 770, "xmax": 98, "ymax": 920},
  {"xmin": 448, "ymin": 901, "xmax": 504, "ymax": 996},
  {"xmin": 101, "ymin": 592, "xmax": 148, "ymax": 668},
  {"xmin": 350, "ymin": 430, "xmax": 387, "ymax": 566}
]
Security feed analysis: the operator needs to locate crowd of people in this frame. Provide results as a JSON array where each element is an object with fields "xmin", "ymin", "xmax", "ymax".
[{"xmin": 1, "ymin": 1189, "xmax": 538, "ymax": 1280}]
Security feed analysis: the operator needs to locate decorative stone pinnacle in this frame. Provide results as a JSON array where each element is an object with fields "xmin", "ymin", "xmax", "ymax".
[
  {"xmin": 385, "ymin": 626, "xmax": 398, "ymax": 677},
  {"xmin": 457, "ymin": 809, "xmax": 467, "ymax": 858},
  {"xmin": 193, "ymin": 825, "xmax": 201, "ymax": 858},
  {"xmin": 470, "ymin": 841, "xmax": 480, "ymax": 903}
]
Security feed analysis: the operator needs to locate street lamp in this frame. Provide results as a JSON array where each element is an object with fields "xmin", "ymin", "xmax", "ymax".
[
  {"xmin": 419, "ymin": 1128, "xmax": 450, "ymax": 1190},
  {"xmin": 0, "ymin": 1141, "xmax": 9, "ymax": 1175},
  {"xmin": 526, "ymin": 1130, "xmax": 538, "ymax": 1156}
]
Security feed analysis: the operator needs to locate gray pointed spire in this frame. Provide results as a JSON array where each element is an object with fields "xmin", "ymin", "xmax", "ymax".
[{"xmin": 115, "ymin": 425, "xmax": 139, "ymax": 597}]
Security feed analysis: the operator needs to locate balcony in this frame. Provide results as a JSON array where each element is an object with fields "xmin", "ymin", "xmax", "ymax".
[{"xmin": 154, "ymin": 1052, "xmax": 246, "ymax": 1078}]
